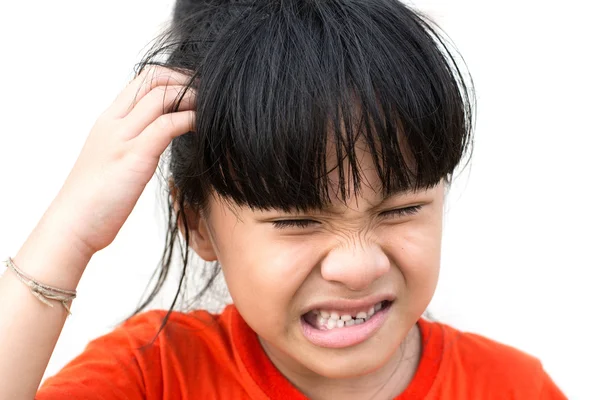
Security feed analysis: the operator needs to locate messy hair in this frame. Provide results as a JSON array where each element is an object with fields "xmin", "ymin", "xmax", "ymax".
[{"xmin": 127, "ymin": 0, "xmax": 475, "ymax": 330}]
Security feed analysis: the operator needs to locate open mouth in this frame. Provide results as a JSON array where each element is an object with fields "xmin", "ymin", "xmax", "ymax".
[
  {"xmin": 300, "ymin": 300, "xmax": 394, "ymax": 348},
  {"xmin": 302, "ymin": 300, "xmax": 392, "ymax": 330}
]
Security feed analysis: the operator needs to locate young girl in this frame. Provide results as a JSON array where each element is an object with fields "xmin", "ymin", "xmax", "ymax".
[{"xmin": 0, "ymin": 0, "xmax": 567, "ymax": 398}]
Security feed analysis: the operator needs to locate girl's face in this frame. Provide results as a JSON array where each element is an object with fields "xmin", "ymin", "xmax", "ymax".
[{"xmin": 191, "ymin": 146, "xmax": 445, "ymax": 382}]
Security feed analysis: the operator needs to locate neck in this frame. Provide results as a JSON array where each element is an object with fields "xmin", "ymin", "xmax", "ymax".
[{"xmin": 261, "ymin": 324, "xmax": 422, "ymax": 400}]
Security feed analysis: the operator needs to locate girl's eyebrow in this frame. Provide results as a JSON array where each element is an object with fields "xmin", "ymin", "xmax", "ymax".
[
  {"xmin": 381, "ymin": 188, "xmax": 419, "ymax": 201},
  {"xmin": 310, "ymin": 188, "xmax": 422, "ymax": 215}
]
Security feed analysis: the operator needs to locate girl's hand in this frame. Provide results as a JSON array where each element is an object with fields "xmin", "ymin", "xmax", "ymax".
[{"xmin": 48, "ymin": 66, "xmax": 196, "ymax": 257}]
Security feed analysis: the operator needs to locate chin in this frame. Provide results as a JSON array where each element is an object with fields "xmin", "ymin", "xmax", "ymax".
[{"xmin": 300, "ymin": 341, "xmax": 398, "ymax": 379}]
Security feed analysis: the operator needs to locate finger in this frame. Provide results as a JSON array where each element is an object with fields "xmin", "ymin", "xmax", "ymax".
[
  {"xmin": 120, "ymin": 85, "xmax": 196, "ymax": 140},
  {"xmin": 106, "ymin": 66, "xmax": 193, "ymax": 119},
  {"xmin": 133, "ymin": 110, "xmax": 196, "ymax": 159}
]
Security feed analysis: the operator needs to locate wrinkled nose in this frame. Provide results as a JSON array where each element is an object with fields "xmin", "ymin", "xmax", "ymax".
[{"xmin": 320, "ymin": 242, "xmax": 390, "ymax": 291}]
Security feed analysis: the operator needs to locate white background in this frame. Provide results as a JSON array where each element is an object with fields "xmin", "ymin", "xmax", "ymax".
[{"xmin": 0, "ymin": 0, "xmax": 598, "ymax": 398}]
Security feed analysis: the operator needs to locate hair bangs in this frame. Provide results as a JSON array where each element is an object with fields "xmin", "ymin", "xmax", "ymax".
[{"xmin": 137, "ymin": 0, "xmax": 474, "ymax": 212}]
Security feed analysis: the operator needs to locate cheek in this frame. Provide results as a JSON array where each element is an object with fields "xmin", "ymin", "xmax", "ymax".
[
  {"xmin": 384, "ymin": 218, "xmax": 442, "ymax": 296},
  {"xmin": 396, "ymin": 231, "xmax": 441, "ymax": 278},
  {"xmin": 217, "ymin": 229, "xmax": 321, "ymax": 329}
]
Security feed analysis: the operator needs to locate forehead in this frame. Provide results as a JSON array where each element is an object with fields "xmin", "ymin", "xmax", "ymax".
[{"xmin": 322, "ymin": 131, "xmax": 418, "ymax": 199}]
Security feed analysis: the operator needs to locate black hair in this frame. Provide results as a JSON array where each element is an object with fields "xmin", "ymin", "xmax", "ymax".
[{"xmin": 125, "ymin": 0, "xmax": 475, "ymax": 335}]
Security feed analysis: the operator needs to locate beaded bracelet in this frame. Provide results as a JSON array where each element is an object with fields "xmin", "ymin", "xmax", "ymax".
[{"xmin": 3, "ymin": 257, "xmax": 77, "ymax": 315}]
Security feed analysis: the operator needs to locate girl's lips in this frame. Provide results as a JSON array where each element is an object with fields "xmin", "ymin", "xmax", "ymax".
[
  {"xmin": 300, "ymin": 301, "xmax": 392, "ymax": 349},
  {"xmin": 301, "ymin": 294, "xmax": 395, "ymax": 317}
]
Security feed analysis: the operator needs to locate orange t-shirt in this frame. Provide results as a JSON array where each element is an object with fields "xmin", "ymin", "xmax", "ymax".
[{"xmin": 37, "ymin": 305, "xmax": 566, "ymax": 399}]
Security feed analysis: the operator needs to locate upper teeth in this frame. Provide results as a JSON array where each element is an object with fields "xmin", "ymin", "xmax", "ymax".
[{"xmin": 313, "ymin": 301, "xmax": 385, "ymax": 330}]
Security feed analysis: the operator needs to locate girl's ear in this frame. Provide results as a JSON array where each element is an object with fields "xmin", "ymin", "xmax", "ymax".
[
  {"xmin": 180, "ymin": 208, "xmax": 218, "ymax": 262},
  {"xmin": 170, "ymin": 180, "xmax": 218, "ymax": 262}
]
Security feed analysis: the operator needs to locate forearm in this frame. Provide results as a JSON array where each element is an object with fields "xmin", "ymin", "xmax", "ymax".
[
  {"xmin": 0, "ymin": 205, "xmax": 92, "ymax": 400},
  {"xmin": 0, "ymin": 66, "xmax": 194, "ymax": 400}
]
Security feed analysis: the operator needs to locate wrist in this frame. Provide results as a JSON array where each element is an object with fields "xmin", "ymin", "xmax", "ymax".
[{"xmin": 14, "ymin": 213, "xmax": 94, "ymax": 292}]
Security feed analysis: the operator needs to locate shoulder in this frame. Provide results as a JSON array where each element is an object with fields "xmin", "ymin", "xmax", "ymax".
[
  {"xmin": 119, "ymin": 305, "xmax": 237, "ymax": 357},
  {"xmin": 106, "ymin": 306, "xmax": 240, "ymax": 396},
  {"xmin": 38, "ymin": 306, "xmax": 238, "ymax": 399},
  {"xmin": 422, "ymin": 320, "xmax": 566, "ymax": 399},
  {"xmin": 447, "ymin": 324, "xmax": 540, "ymax": 372}
]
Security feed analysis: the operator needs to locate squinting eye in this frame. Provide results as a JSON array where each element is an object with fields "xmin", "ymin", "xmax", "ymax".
[
  {"xmin": 271, "ymin": 219, "xmax": 320, "ymax": 229},
  {"xmin": 380, "ymin": 205, "xmax": 423, "ymax": 219}
]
